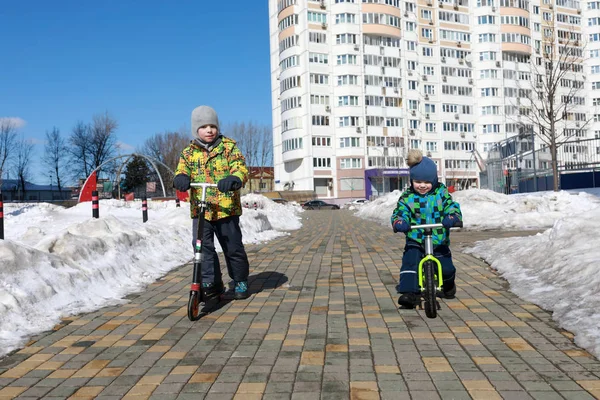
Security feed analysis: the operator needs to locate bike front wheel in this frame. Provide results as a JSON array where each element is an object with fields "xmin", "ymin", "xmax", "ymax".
[{"xmin": 423, "ymin": 260, "xmax": 438, "ymax": 319}]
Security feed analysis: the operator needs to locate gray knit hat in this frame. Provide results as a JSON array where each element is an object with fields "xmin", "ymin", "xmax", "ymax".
[{"xmin": 191, "ymin": 106, "xmax": 219, "ymax": 137}]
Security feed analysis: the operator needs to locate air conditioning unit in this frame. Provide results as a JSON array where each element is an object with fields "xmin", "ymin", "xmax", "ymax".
[
  {"xmin": 356, "ymin": 127, "xmax": 362, "ymax": 133},
  {"xmin": 426, "ymin": 113, "xmax": 431, "ymax": 119},
  {"xmin": 442, "ymin": 75, "xmax": 447, "ymax": 82},
  {"xmin": 549, "ymin": 4, "xmax": 553, "ymax": 8},
  {"xmin": 404, "ymin": 11, "xmax": 409, "ymax": 17},
  {"xmin": 536, "ymin": 81, "xmax": 542, "ymax": 88},
  {"xmin": 427, "ymin": 0, "xmax": 433, "ymax": 5},
  {"xmin": 408, "ymin": 70, "xmax": 413, "ymax": 76},
  {"xmin": 577, "ymin": 8, "xmax": 581, "ymax": 13},
  {"xmin": 576, "ymin": 122, "xmax": 581, "ymax": 127},
  {"xmin": 457, "ymin": 41, "xmax": 462, "ymax": 47},
  {"xmin": 492, "ymin": 6, "xmax": 496, "ymax": 11},
  {"xmin": 320, "ymin": 0, "xmax": 326, "ymax": 8},
  {"xmin": 325, "ymin": 106, "xmax": 331, "ymax": 112},
  {"xmin": 535, "ymin": 48, "xmax": 540, "ymax": 54},
  {"xmin": 381, "ymin": 67, "xmax": 386, "ymax": 74},
  {"xmin": 409, "ymin": 129, "xmax": 415, "ymax": 136},
  {"xmin": 516, "ymin": 98, "xmax": 521, "ymax": 105},
  {"xmin": 423, "ymin": 75, "xmax": 428, "ymax": 81},
  {"xmin": 496, "ymin": 61, "xmax": 501, "ymax": 67},
  {"xmin": 321, "ymin": 22, "xmax": 327, "ymax": 29},
  {"xmin": 424, "ymin": 94, "xmax": 430, "ymax": 100},
  {"xmin": 441, "ymin": 56, "xmax": 447, "ymax": 63},
  {"xmin": 429, "ymin": 19, "xmax": 434, "ymax": 25},
  {"xmin": 411, "ymin": 110, "xmax": 416, "ymax": 116},
  {"xmin": 468, "ymin": 78, "xmax": 473, "ymax": 84},
  {"xmin": 439, "ymin": 1, "xmax": 444, "ymax": 6},
  {"xmin": 276, "ymin": 75, "xmax": 280, "ymax": 80},
  {"xmin": 459, "ymin": 58, "xmax": 464, "ymax": 64},
  {"xmin": 454, "ymin": 3, "xmax": 459, "ymax": 9},
  {"xmin": 393, "ymin": 86, "xmax": 399, "ymax": 93},
  {"xmin": 454, "ymin": 113, "xmax": 460, "ymax": 120},
  {"xmin": 428, "ymin": 39, "xmax": 434, "ymax": 44},
  {"xmin": 573, "ymin": 153, "xmax": 578, "ymax": 159},
  {"xmin": 354, "ymin": 45, "xmax": 360, "ymax": 51},
  {"xmin": 460, "ymin": 132, "xmax": 466, "ymax": 138}
]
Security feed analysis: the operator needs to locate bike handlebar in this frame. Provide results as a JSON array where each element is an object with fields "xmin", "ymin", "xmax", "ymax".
[{"xmin": 409, "ymin": 221, "xmax": 463, "ymax": 230}]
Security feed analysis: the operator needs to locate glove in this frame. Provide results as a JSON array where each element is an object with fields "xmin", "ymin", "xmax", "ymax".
[
  {"xmin": 393, "ymin": 220, "xmax": 410, "ymax": 233},
  {"xmin": 442, "ymin": 214, "xmax": 460, "ymax": 229},
  {"xmin": 173, "ymin": 174, "xmax": 191, "ymax": 192},
  {"xmin": 217, "ymin": 175, "xmax": 243, "ymax": 192}
]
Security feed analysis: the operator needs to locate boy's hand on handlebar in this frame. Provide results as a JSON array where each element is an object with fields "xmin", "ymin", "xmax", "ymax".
[
  {"xmin": 393, "ymin": 220, "xmax": 410, "ymax": 233},
  {"xmin": 173, "ymin": 174, "xmax": 191, "ymax": 192},
  {"xmin": 217, "ymin": 175, "xmax": 242, "ymax": 192},
  {"xmin": 442, "ymin": 214, "xmax": 461, "ymax": 229}
]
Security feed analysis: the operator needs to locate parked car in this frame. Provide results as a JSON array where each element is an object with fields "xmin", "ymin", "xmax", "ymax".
[
  {"xmin": 302, "ymin": 200, "xmax": 340, "ymax": 210},
  {"xmin": 349, "ymin": 198, "xmax": 368, "ymax": 205}
]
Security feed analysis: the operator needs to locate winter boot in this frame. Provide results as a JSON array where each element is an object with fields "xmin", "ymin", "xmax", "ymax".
[
  {"xmin": 398, "ymin": 293, "xmax": 419, "ymax": 309},
  {"xmin": 233, "ymin": 281, "xmax": 249, "ymax": 300},
  {"xmin": 437, "ymin": 284, "xmax": 456, "ymax": 299},
  {"xmin": 201, "ymin": 282, "xmax": 224, "ymax": 302}
]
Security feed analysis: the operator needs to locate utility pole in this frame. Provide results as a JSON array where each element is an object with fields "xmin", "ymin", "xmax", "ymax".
[{"xmin": 531, "ymin": 131, "xmax": 538, "ymax": 192}]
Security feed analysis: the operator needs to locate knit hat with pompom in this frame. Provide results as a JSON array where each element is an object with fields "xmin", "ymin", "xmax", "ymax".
[{"xmin": 407, "ymin": 149, "xmax": 438, "ymax": 185}]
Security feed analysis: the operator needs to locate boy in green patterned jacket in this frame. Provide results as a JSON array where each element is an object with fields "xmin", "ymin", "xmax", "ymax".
[
  {"xmin": 391, "ymin": 149, "xmax": 462, "ymax": 309},
  {"xmin": 173, "ymin": 105, "xmax": 251, "ymax": 300}
]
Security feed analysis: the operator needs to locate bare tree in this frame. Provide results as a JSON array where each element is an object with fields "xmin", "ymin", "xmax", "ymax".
[
  {"xmin": 140, "ymin": 127, "xmax": 190, "ymax": 192},
  {"xmin": 68, "ymin": 112, "xmax": 119, "ymax": 182},
  {"xmin": 69, "ymin": 120, "xmax": 93, "ymax": 179},
  {"xmin": 43, "ymin": 127, "xmax": 68, "ymax": 194},
  {"xmin": 12, "ymin": 135, "xmax": 35, "ymax": 200},
  {"xmin": 90, "ymin": 111, "xmax": 119, "ymax": 171},
  {"xmin": 516, "ymin": 20, "xmax": 589, "ymax": 191},
  {"xmin": 0, "ymin": 118, "xmax": 19, "ymax": 188},
  {"xmin": 224, "ymin": 122, "xmax": 273, "ymax": 191}
]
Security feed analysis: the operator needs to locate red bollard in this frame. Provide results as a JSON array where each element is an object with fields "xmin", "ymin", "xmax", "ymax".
[
  {"xmin": 0, "ymin": 193, "xmax": 4, "ymax": 240},
  {"xmin": 142, "ymin": 196, "xmax": 148, "ymax": 223},
  {"xmin": 176, "ymin": 197, "xmax": 180, "ymax": 208},
  {"xmin": 92, "ymin": 191, "xmax": 99, "ymax": 219}
]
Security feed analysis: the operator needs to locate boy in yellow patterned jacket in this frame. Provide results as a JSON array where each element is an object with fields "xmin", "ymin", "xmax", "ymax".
[{"xmin": 174, "ymin": 105, "xmax": 251, "ymax": 300}]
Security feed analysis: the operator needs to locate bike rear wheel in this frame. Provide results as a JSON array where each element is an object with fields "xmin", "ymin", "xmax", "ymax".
[{"xmin": 423, "ymin": 260, "xmax": 438, "ymax": 319}]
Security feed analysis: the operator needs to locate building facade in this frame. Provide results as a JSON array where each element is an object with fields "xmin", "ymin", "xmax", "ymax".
[{"xmin": 269, "ymin": 0, "xmax": 597, "ymax": 199}]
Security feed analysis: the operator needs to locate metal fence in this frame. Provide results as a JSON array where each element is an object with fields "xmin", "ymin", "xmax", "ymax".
[{"xmin": 483, "ymin": 136, "xmax": 600, "ymax": 193}]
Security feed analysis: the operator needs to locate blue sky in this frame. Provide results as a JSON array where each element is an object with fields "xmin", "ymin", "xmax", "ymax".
[{"xmin": 0, "ymin": 1, "xmax": 272, "ymax": 184}]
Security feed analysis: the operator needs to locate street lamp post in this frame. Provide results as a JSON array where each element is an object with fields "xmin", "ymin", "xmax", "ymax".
[{"xmin": 49, "ymin": 173, "xmax": 53, "ymax": 201}]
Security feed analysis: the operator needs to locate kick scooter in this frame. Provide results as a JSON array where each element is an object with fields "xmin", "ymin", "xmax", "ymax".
[
  {"xmin": 187, "ymin": 182, "xmax": 219, "ymax": 321},
  {"xmin": 408, "ymin": 221, "xmax": 462, "ymax": 319}
]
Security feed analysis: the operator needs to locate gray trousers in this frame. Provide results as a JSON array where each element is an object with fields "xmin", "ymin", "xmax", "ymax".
[{"xmin": 192, "ymin": 216, "xmax": 250, "ymax": 284}]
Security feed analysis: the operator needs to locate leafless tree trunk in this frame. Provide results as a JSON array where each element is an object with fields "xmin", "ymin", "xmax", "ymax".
[
  {"xmin": 257, "ymin": 125, "xmax": 273, "ymax": 192},
  {"xmin": 13, "ymin": 135, "xmax": 35, "ymax": 201},
  {"xmin": 140, "ymin": 127, "xmax": 190, "ymax": 193},
  {"xmin": 0, "ymin": 118, "xmax": 19, "ymax": 188},
  {"xmin": 43, "ymin": 127, "xmax": 68, "ymax": 194},
  {"xmin": 516, "ymin": 20, "xmax": 589, "ymax": 191}
]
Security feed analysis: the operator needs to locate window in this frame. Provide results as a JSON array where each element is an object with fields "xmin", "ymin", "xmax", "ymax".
[
  {"xmin": 338, "ymin": 116, "xmax": 361, "ymax": 127},
  {"xmin": 339, "ymin": 137, "xmax": 361, "ymax": 148},
  {"xmin": 282, "ymin": 138, "xmax": 303, "ymax": 152},
  {"xmin": 336, "ymin": 33, "xmax": 357, "ymax": 44},
  {"xmin": 309, "ymin": 53, "xmax": 328, "ymax": 64},
  {"xmin": 308, "ymin": 11, "xmax": 327, "ymax": 23},
  {"xmin": 310, "ymin": 73, "xmax": 329, "ymax": 84},
  {"xmin": 313, "ymin": 157, "xmax": 331, "ymax": 168},
  {"xmin": 309, "ymin": 32, "xmax": 327, "ymax": 44},
  {"xmin": 310, "ymin": 94, "xmax": 329, "ymax": 105},
  {"xmin": 337, "ymin": 54, "xmax": 358, "ymax": 64},
  {"xmin": 335, "ymin": 13, "xmax": 356, "ymax": 23},
  {"xmin": 422, "ymin": 47, "xmax": 434, "ymax": 56},
  {"xmin": 312, "ymin": 115, "xmax": 330, "ymax": 126},
  {"xmin": 337, "ymin": 75, "xmax": 359, "ymax": 85},
  {"xmin": 312, "ymin": 137, "xmax": 331, "ymax": 147},
  {"xmin": 340, "ymin": 158, "xmax": 362, "ymax": 169},
  {"xmin": 338, "ymin": 95, "xmax": 360, "ymax": 106}
]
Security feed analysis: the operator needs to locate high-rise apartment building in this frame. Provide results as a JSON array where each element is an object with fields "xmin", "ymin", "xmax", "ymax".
[{"xmin": 269, "ymin": 0, "xmax": 597, "ymax": 199}]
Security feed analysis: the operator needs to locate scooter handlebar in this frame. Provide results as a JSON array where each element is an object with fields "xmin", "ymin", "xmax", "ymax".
[{"xmin": 409, "ymin": 221, "xmax": 463, "ymax": 230}]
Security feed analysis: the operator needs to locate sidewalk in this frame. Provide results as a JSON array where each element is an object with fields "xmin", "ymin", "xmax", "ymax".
[{"xmin": 1, "ymin": 210, "xmax": 599, "ymax": 400}]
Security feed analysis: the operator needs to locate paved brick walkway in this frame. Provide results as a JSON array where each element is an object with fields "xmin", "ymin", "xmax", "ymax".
[{"xmin": 1, "ymin": 210, "xmax": 600, "ymax": 400}]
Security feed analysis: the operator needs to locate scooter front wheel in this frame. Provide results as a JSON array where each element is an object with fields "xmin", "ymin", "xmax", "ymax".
[{"xmin": 187, "ymin": 290, "xmax": 202, "ymax": 321}]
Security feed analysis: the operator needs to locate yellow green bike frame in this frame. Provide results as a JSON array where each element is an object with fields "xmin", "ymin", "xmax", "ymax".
[{"xmin": 418, "ymin": 255, "xmax": 444, "ymax": 292}]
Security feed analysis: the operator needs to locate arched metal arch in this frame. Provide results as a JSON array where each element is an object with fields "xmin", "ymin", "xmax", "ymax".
[{"xmin": 77, "ymin": 153, "xmax": 176, "ymax": 202}]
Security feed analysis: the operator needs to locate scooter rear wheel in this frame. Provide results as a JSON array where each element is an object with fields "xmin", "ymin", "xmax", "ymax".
[
  {"xmin": 423, "ymin": 261, "xmax": 438, "ymax": 319},
  {"xmin": 187, "ymin": 290, "xmax": 202, "ymax": 321}
]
